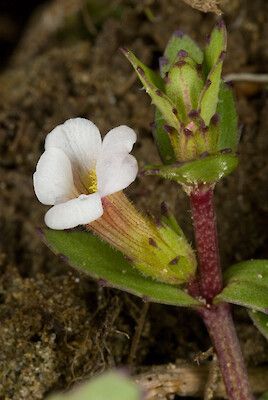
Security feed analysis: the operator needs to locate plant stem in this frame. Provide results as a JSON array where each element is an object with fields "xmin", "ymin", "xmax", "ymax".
[
  {"xmin": 200, "ymin": 303, "xmax": 254, "ymax": 400},
  {"xmin": 189, "ymin": 185, "xmax": 254, "ymax": 400},
  {"xmin": 189, "ymin": 186, "xmax": 222, "ymax": 302}
]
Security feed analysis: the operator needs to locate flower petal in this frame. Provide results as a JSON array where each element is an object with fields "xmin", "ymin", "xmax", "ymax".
[
  {"xmin": 96, "ymin": 125, "xmax": 138, "ymax": 196},
  {"xmin": 102, "ymin": 125, "xmax": 137, "ymax": 153},
  {"xmin": 97, "ymin": 153, "xmax": 138, "ymax": 197},
  {"xmin": 33, "ymin": 147, "xmax": 77, "ymax": 205},
  {"xmin": 45, "ymin": 118, "xmax": 102, "ymax": 174},
  {"xmin": 44, "ymin": 193, "xmax": 103, "ymax": 230}
]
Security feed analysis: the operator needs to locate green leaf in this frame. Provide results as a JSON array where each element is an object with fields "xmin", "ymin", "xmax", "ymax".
[
  {"xmin": 166, "ymin": 61, "xmax": 204, "ymax": 122},
  {"xmin": 215, "ymin": 260, "xmax": 268, "ymax": 312},
  {"xmin": 249, "ymin": 310, "xmax": 268, "ymax": 341},
  {"xmin": 204, "ymin": 20, "xmax": 227, "ymax": 75},
  {"xmin": 216, "ymin": 81, "xmax": 238, "ymax": 151},
  {"xmin": 122, "ymin": 48, "xmax": 180, "ymax": 129},
  {"xmin": 199, "ymin": 59, "xmax": 223, "ymax": 126},
  {"xmin": 48, "ymin": 371, "xmax": 142, "ymax": 400},
  {"xmin": 161, "ymin": 32, "xmax": 203, "ymax": 77},
  {"xmin": 144, "ymin": 153, "xmax": 238, "ymax": 185},
  {"xmin": 43, "ymin": 229, "xmax": 200, "ymax": 307},
  {"xmin": 153, "ymin": 109, "xmax": 176, "ymax": 164}
]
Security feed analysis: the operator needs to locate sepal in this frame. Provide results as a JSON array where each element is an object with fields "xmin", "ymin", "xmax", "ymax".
[
  {"xmin": 203, "ymin": 19, "xmax": 227, "ymax": 75},
  {"xmin": 161, "ymin": 31, "xmax": 203, "ymax": 77},
  {"xmin": 153, "ymin": 109, "xmax": 176, "ymax": 164},
  {"xmin": 122, "ymin": 48, "xmax": 180, "ymax": 129},
  {"xmin": 166, "ymin": 61, "xmax": 204, "ymax": 122},
  {"xmin": 216, "ymin": 81, "xmax": 239, "ymax": 152}
]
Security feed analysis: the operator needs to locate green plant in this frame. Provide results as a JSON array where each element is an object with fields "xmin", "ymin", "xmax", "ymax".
[{"xmin": 34, "ymin": 20, "xmax": 268, "ymax": 400}]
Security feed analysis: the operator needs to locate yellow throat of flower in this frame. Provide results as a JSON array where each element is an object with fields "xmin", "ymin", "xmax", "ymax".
[{"xmin": 82, "ymin": 169, "xmax": 98, "ymax": 194}]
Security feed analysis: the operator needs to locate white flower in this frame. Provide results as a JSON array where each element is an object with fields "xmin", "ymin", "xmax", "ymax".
[{"xmin": 33, "ymin": 118, "xmax": 138, "ymax": 230}]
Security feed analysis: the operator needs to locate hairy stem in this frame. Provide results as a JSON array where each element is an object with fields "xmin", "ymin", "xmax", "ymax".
[
  {"xmin": 200, "ymin": 303, "xmax": 254, "ymax": 400},
  {"xmin": 189, "ymin": 186, "xmax": 222, "ymax": 302},
  {"xmin": 189, "ymin": 185, "xmax": 254, "ymax": 400}
]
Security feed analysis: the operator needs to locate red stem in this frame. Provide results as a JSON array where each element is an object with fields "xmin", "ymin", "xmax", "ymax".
[
  {"xmin": 189, "ymin": 186, "xmax": 222, "ymax": 302},
  {"xmin": 200, "ymin": 304, "xmax": 254, "ymax": 400},
  {"xmin": 189, "ymin": 186, "xmax": 254, "ymax": 400}
]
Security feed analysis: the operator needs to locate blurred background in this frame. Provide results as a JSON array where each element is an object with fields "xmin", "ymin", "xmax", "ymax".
[{"xmin": 0, "ymin": 0, "xmax": 47, "ymax": 67}]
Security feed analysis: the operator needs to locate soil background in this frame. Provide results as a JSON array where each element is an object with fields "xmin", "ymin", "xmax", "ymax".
[{"xmin": 0, "ymin": 0, "xmax": 267, "ymax": 399}]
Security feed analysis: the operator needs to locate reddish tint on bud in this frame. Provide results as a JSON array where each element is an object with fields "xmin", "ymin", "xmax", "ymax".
[
  {"xmin": 159, "ymin": 56, "xmax": 168, "ymax": 70},
  {"xmin": 219, "ymin": 51, "xmax": 226, "ymax": 61},
  {"xmin": 188, "ymin": 109, "xmax": 200, "ymax": 119},
  {"xmin": 160, "ymin": 201, "xmax": 169, "ymax": 216},
  {"xmin": 216, "ymin": 18, "xmax": 225, "ymax": 29},
  {"xmin": 164, "ymin": 74, "xmax": 170, "ymax": 84},
  {"xmin": 220, "ymin": 148, "xmax": 233, "ymax": 154},
  {"xmin": 120, "ymin": 46, "xmax": 128, "ymax": 54},
  {"xmin": 178, "ymin": 49, "xmax": 188, "ymax": 58},
  {"xmin": 199, "ymin": 151, "xmax": 210, "ymax": 159},
  {"xmin": 149, "ymin": 237, "xmax": 158, "ymax": 247},
  {"xmin": 137, "ymin": 66, "xmax": 145, "ymax": 76},
  {"xmin": 201, "ymin": 125, "xmax": 209, "ymax": 134},
  {"xmin": 205, "ymin": 34, "xmax": 211, "ymax": 44},
  {"xmin": 174, "ymin": 30, "xmax": 184, "ymax": 38},
  {"xmin": 169, "ymin": 256, "xmax": 180, "ymax": 265},
  {"xmin": 164, "ymin": 124, "xmax": 174, "ymax": 133},
  {"xmin": 211, "ymin": 113, "xmax": 220, "ymax": 125},
  {"xmin": 175, "ymin": 60, "xmax": 186, "ymax": 68},
  {"xmin": 184, "ymin": 128, "xmax": 193, "ymax": 137}
]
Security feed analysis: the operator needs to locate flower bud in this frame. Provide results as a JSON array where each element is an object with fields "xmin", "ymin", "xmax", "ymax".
[{"xmin": 124, "ymin": 20, "xmax": 239, "ymax": 169}]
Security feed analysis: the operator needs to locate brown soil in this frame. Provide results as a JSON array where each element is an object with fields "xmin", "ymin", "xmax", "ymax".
[{"xmin": 0, "ymin": 0, "xmax": 267, "ymax": 398}]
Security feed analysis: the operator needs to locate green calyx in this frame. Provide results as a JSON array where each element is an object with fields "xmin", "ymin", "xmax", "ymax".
[
  {"xmin": 134, "ymin": 215, "xmax": 197, "ymax": 285},
  {"xmin": 123, "ymin": 20, "xmax": 239, "ymax": 180}
]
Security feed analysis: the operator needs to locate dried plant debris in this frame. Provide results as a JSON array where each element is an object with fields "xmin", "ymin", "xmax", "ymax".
[{"xmin": 180, "ymin": 0, "xmax": 222, "ymax": 14}]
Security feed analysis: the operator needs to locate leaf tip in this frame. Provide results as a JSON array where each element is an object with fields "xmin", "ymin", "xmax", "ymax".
[
  {"xmin": 120, "ymin": 46, "xmax": 129, "ymax": 55},
  {"xmin": 174, "ymin": 30, "xmax": 184, "ymax": 38},
  {"xmin": 216, "ymin": 18, "xmax": 226, "ymax": 31},
  {"xmin": 159, "ymin": 56, "xmax": 168, "ymax": 68}
]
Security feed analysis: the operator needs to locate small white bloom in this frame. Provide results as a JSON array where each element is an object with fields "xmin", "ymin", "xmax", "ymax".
[{"xmin": 33, "ymin": 118, "xmax": 138, "ymax": 230}]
